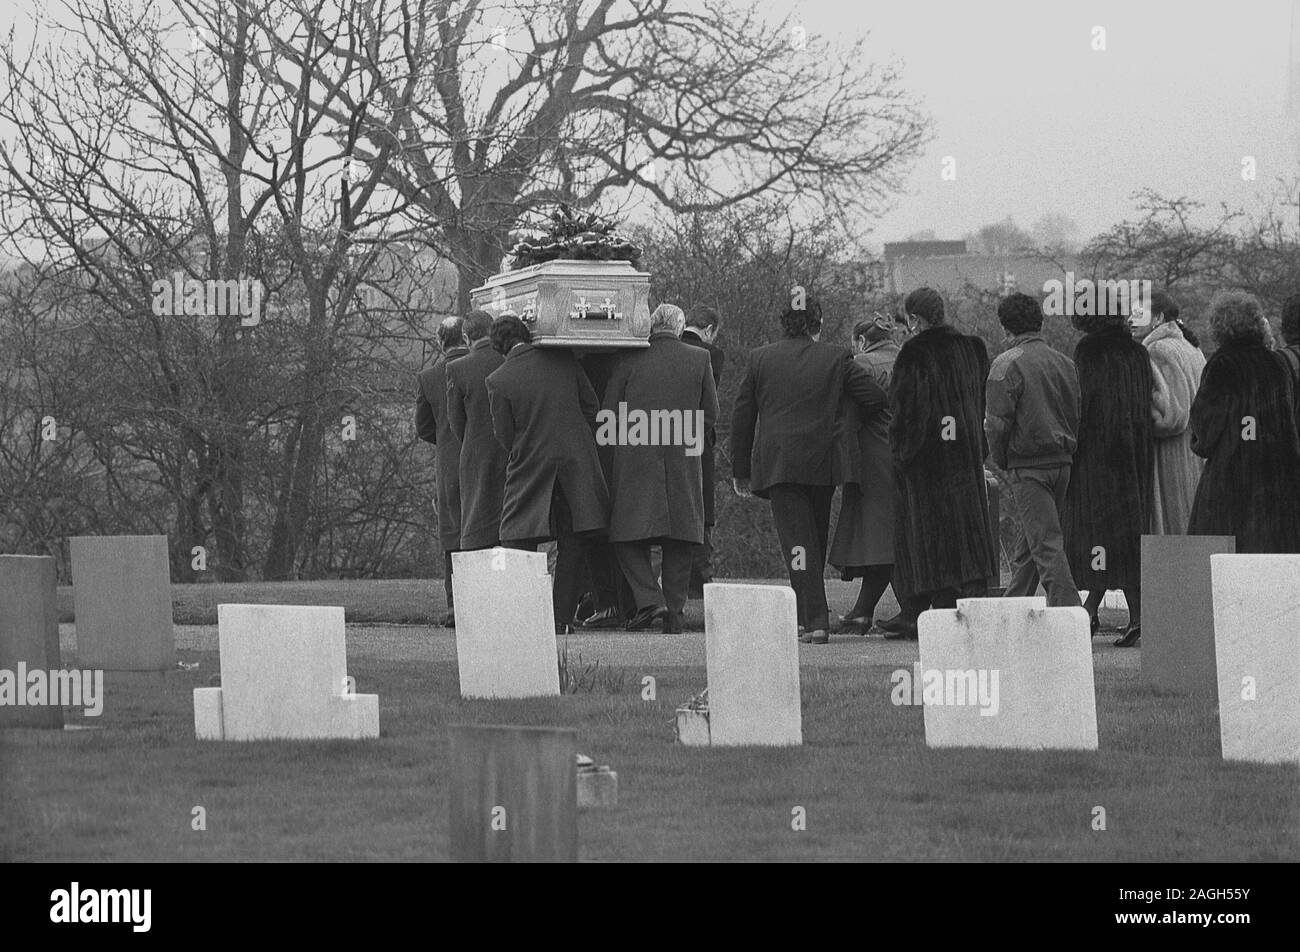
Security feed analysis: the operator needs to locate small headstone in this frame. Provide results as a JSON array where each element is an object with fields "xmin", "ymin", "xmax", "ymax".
[
  {"xmin": 703, "ymin": 583, "xmax": 801, "ymax": 746},
  {"xmin": 451, "ymin": 548, "xmax": 559, "ymax": 699},
  {"xmin": 447, "ymin": 724, "xmax": 577, "ymax": 862},
  {"xmin": 192, "ymin": 604, "xmax": 379, "ymax": 741},
  {"xmin": 0, "ymin": 555, "xmax": 63, "ymax": 729},
  {"xmin": 917, "ymin": 596, "xmax": 1097, "ymax": 750},
  {"xmin": 576, "ymin": 755, "xmax": 618, "ymax": 809},
  {"xmin": 1141, "ymin": 534, "xmax": 1234, "ymax": 696},
  {"xmin": 70, "ymin": 535, "xmax": 174, "ymax": 670},
  {"xmin": 1211, "ymin": 554, "xmax": 1300, "ymax": 764}
]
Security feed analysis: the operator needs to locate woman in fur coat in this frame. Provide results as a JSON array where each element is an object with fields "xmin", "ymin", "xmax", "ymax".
[
  {"xmin": 884, "ymin": 288, "xmax": 997, "ymax": 639},
  {"xmin": 1143, "ymin": 292, "xmax": 1206, "ymax": 535},
  {"xmin": 1187, "ymin": 291, "xmax": 1300, "ymax": 553},
  {"xmin": 1062, "ymin": 309, "xmax": 1154, "ymax": 645}
]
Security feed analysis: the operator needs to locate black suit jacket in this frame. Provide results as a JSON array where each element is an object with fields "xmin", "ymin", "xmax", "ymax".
[
  {"xmin": 416, "ymin": 345, "xmax": 469, "ymax": 549},
  {"xmin": 681, "ymin": 329, "xmax": 724, "ymax": 524},
  {"xmin": 486, "ymin": 344, "xmax": 610, "ymax": 540},
  {"xmin": 446, "ymin": 338, "xmax": 508, "ymax": 549},
  {"xmin": 730, "ymin": 335, "xmax": 887, "ymax": 498}
]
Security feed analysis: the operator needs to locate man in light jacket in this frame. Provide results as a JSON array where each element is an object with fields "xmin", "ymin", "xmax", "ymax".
[{"xmin": 984, "ymin": 293, "xmax": 1082, "ymax": 608}]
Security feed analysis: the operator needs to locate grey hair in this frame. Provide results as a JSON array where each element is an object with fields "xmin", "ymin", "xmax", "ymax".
[
  {"xmin": 650, "ymin": 303, "xmax": 685, "ymax": 335},
  {"xmin": 1207, "ymin": 291, "xmax": 1267, "ymax": 348}
]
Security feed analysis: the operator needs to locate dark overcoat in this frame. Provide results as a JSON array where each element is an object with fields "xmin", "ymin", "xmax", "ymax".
[
  {"xmin": 486, "ymin": 343, "xmax": 610, "ymax": 541},
  {"xmin": 1062, "ymin": 325, "xmax": 1154, "ymax": 589},
  {"xmin": 730, "ymin": 335, "xmax": 887, "ymax": 498},
  {"xmin": 447, "ymin": 338, "xmax": 508, "ymax": 549},
  {"xmin": 1187, "ymin": 339, "xmax": 1300, "ymax": 552},
  {"xmin": 603, "ymin": 330, "xmax": 719, "ymax": 543},
  {"xmin": 681, "ymin": 329, "xmax": 725, "ymax": 526},
  {"xmin": 415, "ymin": 345, "xmax": 468, "ymax": 550},
  {"xmin": 830, "ymin": 341, "xmax": 900, "ymax": 573},
  {"xmin": 890, "ymin": 325, "xmax": 996, "ymax": 596}
]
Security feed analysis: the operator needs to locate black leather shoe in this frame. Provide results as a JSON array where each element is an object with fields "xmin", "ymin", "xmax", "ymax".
[
  {"xmin": 877, "ymin": 613, "xmax": 916, "ymax": 635},
  {"xmin": 882, "ymin": 625, "xmax": 918, "ymax": 641},
  {"xmin": 574, "ymin": 592, "xmax": 596, "ymax": 623},
  {"xmin": 625, "ymin": 606, "xmax": 666, "ymax": 631},
  {"xmin": 440, "ymin": 610, "xmax": 456, "ymax": 628},
  {"xmin": 1114, "ymin": 624, "xmax": 1141, "ymax": 648},
  {"xmin": 581, "ymin": 606, "xmax": 623, "ymax": 629},
  {"xmin": 661, "ymin": 611, "xmax": 683, "ymax": 634}
]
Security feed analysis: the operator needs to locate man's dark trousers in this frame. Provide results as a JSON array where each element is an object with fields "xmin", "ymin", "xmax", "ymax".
[
  {"xmin": 443, "ymin": 550, "xmax": 456, "ymax": 611},
  {"xmin": 616, "ymin": 539, "xmax": 693, "ymax": 616},
  {"xmin": 502, "ymin": 484, "xmax": 589, "ymax": 626},
  {"xmin": 768, "ymin": 483, "xmax": 835, "ymax": 630},
  {"xmin": 1004, "ymin": 464, "xmax": 1081, "ymax": 607},
  {"xmin": 899, "ymin": 578, "xmax": 988, "ymax": 617}
]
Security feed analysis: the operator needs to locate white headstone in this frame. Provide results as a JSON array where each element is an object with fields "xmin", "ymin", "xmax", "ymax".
[
  {"xmin": 1211, "ymin": 554, "xmax": 1300, "ymax": 764},
  {"xmin": 192, "ymin": 604, "xmax": 379, "ymax": 741},
  {"xmin": 917, "ymin": 597, "xmax": 1097, "ymax": 750},
  {"xmin": 451, "ymin": 548, "xmax": 559, "ymax": 699},
  {"xmin": 703, "ymin": 583, "xmax": 801, "ymax": 746},
  {"xmin": 71, "ymin": 535, "xmax": 174, "ymax": 670}
]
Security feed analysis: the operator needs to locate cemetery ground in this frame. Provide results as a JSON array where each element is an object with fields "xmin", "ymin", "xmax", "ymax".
[{"xmin": 1, "ymin": 580, "xmax": 1296, "ymax": 862}]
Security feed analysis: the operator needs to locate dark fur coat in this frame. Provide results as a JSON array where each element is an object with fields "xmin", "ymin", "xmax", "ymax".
[
  {"xmin": 1187, "ymin": 340, "xmax": 1300, "ymax": 552},
  {"xmin": 889, "ymin": 325, "xmax": 997, "ymax": 596},
  {"xmin": 1062, "ymin": 325, "xmax": 1154, "ymax": 589}
]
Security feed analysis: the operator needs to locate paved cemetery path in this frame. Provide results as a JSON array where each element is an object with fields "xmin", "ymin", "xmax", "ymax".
[{"xmin": 58, "ymin": 621, "xmax": 1142, "ymax": 674}]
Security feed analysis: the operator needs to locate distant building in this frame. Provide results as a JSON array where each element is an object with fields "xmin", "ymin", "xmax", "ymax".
[{"xmin": 883, "ymin": 239, "xmax": 1076, "ymax": 299}]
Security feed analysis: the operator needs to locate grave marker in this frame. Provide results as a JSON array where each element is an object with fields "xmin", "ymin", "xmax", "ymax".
[
  {"xmin": 702, "ymin": 583, "xmax": 801, "ymax": 746},
  {"xmin": 451, "ymin": 548, "xmax": 559, "ymax": 699},
  {"xmin": 0, "ymin": 555, "xmax": 63, "ymax": 728},
  {"xmin": 1141, "ymin": 534, "xmax": 1234, "ymax": 696},
  {"xmin": 917, "ymin": 596, "xmax": 1097, "ymax": 750},
  {"xmin": 193, "ymin": 604, "xmax": 378, "ymax": 741},
  {"xmin": 70, "ymin": 535, "xmax": 174, "ymax": 670},
  {"xmin": 447, "ymin": 724, "xmax": 577, "ymax": 862},
  {"xmin": 1211, "ymin": 554, "xmax": 1300, "ymax": 764}
]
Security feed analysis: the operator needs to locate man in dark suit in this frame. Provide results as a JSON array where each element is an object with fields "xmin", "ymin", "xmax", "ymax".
[
  {"xmin": 730, "ymin": 298, "xmax": 889, "ymax": 644},
  {"xmin": 574, "ymin": 351, "xmax": 635, "ymax": 629},
  {"xmin": 415, "ymin": 317, "xmax": 469, "ymax": 627},
  {"xmin": 681, "ymin": 305, "xmax": 725, "ymax": 597},
  {"xmin": 603, "ymin": 305, "xmax": 719, "ymax": 633},
  {"xmin": 447, "ymin": 310, "xmax": 508, "ymax": 553},
  {"xmin": 486, "ymin": 315, "xmax": 611, "ymax": 633}
]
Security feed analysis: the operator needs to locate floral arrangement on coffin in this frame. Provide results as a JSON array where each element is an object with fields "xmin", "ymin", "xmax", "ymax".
[{"xmin": 509, "ymin": 205, "xmax": 642, "ymax": 270}]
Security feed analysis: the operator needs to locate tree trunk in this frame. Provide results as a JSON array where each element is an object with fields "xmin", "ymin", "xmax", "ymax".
[{"xmin": 262, "ymin": 288, "xmax": 330, "ymax": 580}]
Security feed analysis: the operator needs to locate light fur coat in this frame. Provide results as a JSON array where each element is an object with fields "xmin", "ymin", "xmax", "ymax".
[{"xmin": 1145, "ymin": 321, "xmax": 1206, "ymax": 534}]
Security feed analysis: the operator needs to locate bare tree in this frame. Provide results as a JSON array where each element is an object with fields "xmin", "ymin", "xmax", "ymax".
[
  {"xmin": 254, "ymin": 0, "xmax": 931, "ymax": 309},
  {"xmin": 0, "ymin": 0, "xmax": 433, "ymax": 579}
]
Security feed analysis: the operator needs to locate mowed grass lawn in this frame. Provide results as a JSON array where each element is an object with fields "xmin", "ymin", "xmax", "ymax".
[{"xmin": 3, "ymin": 579, "xmax": 1296, "ymax": 862}]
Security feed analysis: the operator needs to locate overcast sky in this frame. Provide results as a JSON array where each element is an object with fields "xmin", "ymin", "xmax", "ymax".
[
  {"xmin": 794, "ymin": 0, "xmax": 1299, "ymax": 247},
  {"xmin": 1, "ymin": 0, "xmax": 1295, "ymax": 255}
]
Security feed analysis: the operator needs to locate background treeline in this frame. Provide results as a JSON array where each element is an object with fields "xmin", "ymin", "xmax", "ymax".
[{"xmin": 3, "ymin": 184, "xmax": 1296, "ymax": 581}]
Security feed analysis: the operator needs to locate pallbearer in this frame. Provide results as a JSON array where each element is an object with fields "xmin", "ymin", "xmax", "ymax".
[
  {"xmin": 416, "ymin": 317, "xmax": 469, "ymax": 627},
  {"xmin": 486, "ymin": 315, "xmax": 610, "ymax": 633},
  {"xmin": 447, "ymin": 310, "xmax": 509, "ymax": 556},
  {"xmin": 602, "ymin": 304, "xmax": 718, "ymax": 633}
]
